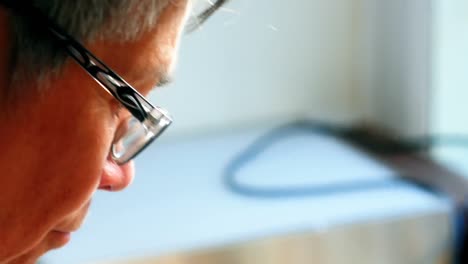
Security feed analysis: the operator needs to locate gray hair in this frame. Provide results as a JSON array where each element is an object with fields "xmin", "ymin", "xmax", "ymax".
[
  {"xmin": 7, "ymin": 0, "xmax": 228, "ymax": 89},
  {"xmin": 9, "ymin": 0, "xmax": 171, "ymax": 85}
]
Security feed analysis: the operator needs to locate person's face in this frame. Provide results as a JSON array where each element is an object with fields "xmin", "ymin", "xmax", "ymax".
[{"xmin": 0, "ymin": 1, "xmax": 189, "ymax": 263}]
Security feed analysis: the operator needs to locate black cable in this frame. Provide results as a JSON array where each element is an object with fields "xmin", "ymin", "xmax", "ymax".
[{"xmin": 222, "ymin": 120, "xmax": 435, "ymax": 199}]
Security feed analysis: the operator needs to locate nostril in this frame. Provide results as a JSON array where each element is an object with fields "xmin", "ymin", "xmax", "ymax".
[
  {"xmin": 98, "ymin": 157, "xmax": 135, "ymax": 192},
  {"xmin": 100, "ymin": 185, "xmax": 113, "ymax": 191}
]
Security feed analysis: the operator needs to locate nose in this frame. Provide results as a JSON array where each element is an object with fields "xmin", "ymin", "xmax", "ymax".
[{"xmin": 98, "ymin": 158, "xmax": 135, "ymax": 192}]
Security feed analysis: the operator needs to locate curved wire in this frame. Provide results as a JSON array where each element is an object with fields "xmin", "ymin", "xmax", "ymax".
[{"xmin": 222, "ymin": 120, "xmax": 417, "ymax": 199}]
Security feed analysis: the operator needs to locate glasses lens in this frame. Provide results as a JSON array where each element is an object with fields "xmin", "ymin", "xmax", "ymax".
[{"xmin": 111, "ymin": 107, "xmax": 172, "ymax": 164}]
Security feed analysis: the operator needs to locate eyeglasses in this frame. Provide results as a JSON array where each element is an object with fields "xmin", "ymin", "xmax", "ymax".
[
  {"xmin": 49, "ymin": 23, "xmax": 173, "ymax": 165},
  {"xmin": 1, "ymin": 1, "xmax": 172, "ymax": 164}
]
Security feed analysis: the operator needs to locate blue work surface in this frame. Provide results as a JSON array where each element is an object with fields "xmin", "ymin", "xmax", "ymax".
[{"xmin": 43, "ymin": 126, "xmax": 453, "ymax": 264}]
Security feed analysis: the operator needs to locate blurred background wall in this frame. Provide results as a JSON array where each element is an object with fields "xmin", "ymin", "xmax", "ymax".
[
  {"xmin": 359, "ymin": 0, "xmax": 432, "ymax": 137},
  {"xmin": 151, "ymin": 0, "xmax": 467, "ymax": 143},
  {"xmin": 431, "ymin": 0, "xmax": 468, "ymax": 174},
  {"xmin": 152, "ymin": 0, "xmax": 362, "ymax": 137},
  {"xmin": 432, "ymin": 0, "xmax": 468, "ymax": 136}
]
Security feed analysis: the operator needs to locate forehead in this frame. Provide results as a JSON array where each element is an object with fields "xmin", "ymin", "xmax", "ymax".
[{"xmin": 88, "ymin": 0, "xmax": 190, "ymax": 94}]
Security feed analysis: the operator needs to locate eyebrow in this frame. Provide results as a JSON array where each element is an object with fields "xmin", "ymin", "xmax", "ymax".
[
  {"xmin": 157, "ymin": 72, "xmax": 172, "ymax": 87},
  {"xmin": 134, "ymin": 66, "xmax": 172, "ymax": 90}
]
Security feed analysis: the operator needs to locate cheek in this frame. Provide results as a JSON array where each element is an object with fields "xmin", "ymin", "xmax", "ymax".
[
  {"xmin": 35, "ymin": 67, "xmax": 116, "ymax": 228},
  {"xmin": 38, "ymin": 104, "xmax": 112, "ymax": 216},
  {"xmin": 0, "ymin": 85, "xmax": 115, "ymax": 260}
]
